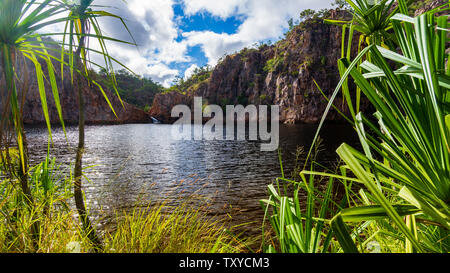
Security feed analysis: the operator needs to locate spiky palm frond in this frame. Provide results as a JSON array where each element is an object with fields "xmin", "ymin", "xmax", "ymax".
[
  {"xmin": 0, "ymin": 0, "xmax": 68, "ymax": 174},
  {"xmin": 309, "ymin": 1, "xmax": 449, "ymax": 253}
]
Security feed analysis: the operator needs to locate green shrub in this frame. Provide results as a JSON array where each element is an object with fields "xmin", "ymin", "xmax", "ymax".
[
  {"xmin": 264, "ymin": 56, "xmax": 285, "ymax": 73},
  {"xmin": 264, "ymin": 0, "xmax": 450, "ymax": 254},
  {"xmin": 0, "ymin": 158, "xmax": 246, "ymax": 253}
]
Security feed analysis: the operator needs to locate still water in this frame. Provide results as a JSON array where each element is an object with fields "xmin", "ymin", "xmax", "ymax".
[{"xmin": 26, "ymin": 123, "xmax": 358, "ymax": 235}]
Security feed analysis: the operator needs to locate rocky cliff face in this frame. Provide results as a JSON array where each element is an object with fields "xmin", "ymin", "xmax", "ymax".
[
  {"xmin": 0, "ymin": 54, "xmax": 152, "ymax": 125},
  {"xmin": 413, "ymin": 0, "xmax": 448, "ymax": 16},
  {"xmin": 150, "ymin": 2, "xmax": 449, "ymax": 124},
  {"xmin": 151, "ymin": 10, "xmax": 363, "ymax": 124}
]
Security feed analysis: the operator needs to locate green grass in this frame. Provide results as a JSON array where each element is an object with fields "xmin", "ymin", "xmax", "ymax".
[
  {"xmin": 103, "ymin": 204, "xmax": 244, "ymax": 253},
  {"xmin": 0, "ymin": 202, "xmax": 246, "ymax": 253},
  {"xmin": 260, "ymin": 141, "xmax": 343, "ymax": 253},
  {"xmin": 0, "ymin": 155, "xmax": 248, "ymax": 253}
]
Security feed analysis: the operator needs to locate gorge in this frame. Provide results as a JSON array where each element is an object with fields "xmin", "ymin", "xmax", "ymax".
[
  {"xmin": 0, "ymin": 0, "xmax": 448, "ymax": 255},
  {"xmin": 1, "ymin": 9, "xmax": 361, "ymax": 126}
]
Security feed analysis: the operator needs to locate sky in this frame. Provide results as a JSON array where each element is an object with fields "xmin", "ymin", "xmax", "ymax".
[{"xmin": 47, "ymin": 0, "xmax": 335, "ymax": 87}]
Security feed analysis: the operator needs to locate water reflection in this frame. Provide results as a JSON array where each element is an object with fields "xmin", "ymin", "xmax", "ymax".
[{"xmin": 25, "ymin": 123, "xmax": 358, "ymax": 234}]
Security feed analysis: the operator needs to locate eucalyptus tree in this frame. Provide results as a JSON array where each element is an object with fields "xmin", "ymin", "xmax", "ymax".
[{"xmin": 59, "ymin": 0, "xmax": 135, "ymax": 250}]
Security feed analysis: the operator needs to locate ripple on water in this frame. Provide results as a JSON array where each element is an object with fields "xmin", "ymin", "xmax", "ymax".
[{"xmin": 25, "ymin": 123, "xmax": 358, "ymax": 236}]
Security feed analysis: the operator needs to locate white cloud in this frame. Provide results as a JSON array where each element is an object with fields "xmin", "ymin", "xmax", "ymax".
[
  {"xmin": 91, "ymin": 0, "xmax": 188, "ymax": 86},
  {"xmin": 181, "ymin": 0, "xmax": 334, "ymax": 66},
  {"xmin": 37, "ymin": 0, "xmax": 187, "ymax": 87},
  {"xmin": 183, "ymin": 31, "xmax": 246, "ymax": 65},
  {"xmin": 38, "ymin": 0, "xmax": 334, "ymax": 86},
  {"xmin": 183, "ymin": 0, "xmax": 246, "ymax": 19},
  {"xmin": 184, "ymin": 64, "xmax": 199, "ymax": 80}
]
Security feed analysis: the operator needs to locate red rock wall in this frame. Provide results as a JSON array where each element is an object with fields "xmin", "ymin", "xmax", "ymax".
[{"xmin": 0, "ymin": 56, "xmax": 152, "ymax": 125}]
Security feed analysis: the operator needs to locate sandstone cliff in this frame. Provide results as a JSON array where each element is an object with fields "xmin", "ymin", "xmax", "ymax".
[
  {"xmin": 150, "ymin": 1, "xmax": 448, "ymax": 124},
  {"xmin": 0, "ymin": 53, "xmax": 152, "ymax": 125},
  {"xmin": 413, "ymin": 0, "xmax": 448, "ymax": 16},
  {"xmin": 151, "ymin": 10, "xmax": 362, "ymax": 124}
]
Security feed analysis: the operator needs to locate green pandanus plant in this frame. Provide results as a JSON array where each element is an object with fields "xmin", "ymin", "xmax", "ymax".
[
  {"xmin": 267, "ymin": 0, "xmax": 449, "ymax": 253},
  {"xmin": 319, "ymin": 0, "xmax": 402, "ymax": 131},
  {"xmin": 307, "ymin": 1, "xmax": 450, "ymax": 253},
  {"xmin": 327, "ymin": 0, "xmax": 400, "ymax": 49},
  {"xmin": 309, "ymin": 0, "xmax": 403, "ymax": 165},
  {"xmin": 59, "ymin": 0, "xmax": 135, "ymax": 251},
  {"xmin": 0, "ymin": 0, "xmax": 68, "ymax": 250}
]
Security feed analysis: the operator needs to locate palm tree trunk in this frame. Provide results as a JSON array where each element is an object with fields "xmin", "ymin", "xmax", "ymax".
[{"xmin": 73, "ymin": 19, "xmax": 103, "ymax": 251}]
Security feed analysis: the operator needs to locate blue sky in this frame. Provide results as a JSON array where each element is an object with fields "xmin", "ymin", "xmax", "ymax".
[
  {"xmin": 47, "ymin": 0, "xmax": 335, "ymax": 87},
  {"xmin": 170, "ymin": 2, "xmax": 246, "ymax": 78},
  {"xmin": 174, "ymin": 3, "xmax": 245, "ymax": 35}
]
